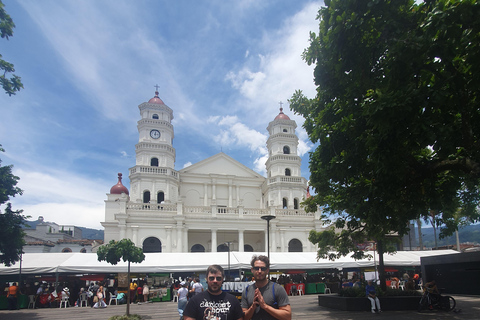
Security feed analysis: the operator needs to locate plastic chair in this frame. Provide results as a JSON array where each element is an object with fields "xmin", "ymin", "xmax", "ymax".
[
  {"xmin": 59, "ymin": 296, "xmax": 70, "ymax": 308},
  {"xmin": 79, "ymin": 292, "xmax": 88, "ymax": 307},
  {"xmin": 324, "ymin": 287, "xmax": 331, "ymax": 294},
  {"xmin": 172, "ymin": 289, "xmax": 178, "ymax": 302},
  {"xmin": 28, "ymin": 295, "xmax": 36, "ymax": 309},
  {"xmin": 399, "ymin": 281, "xmax": 405, "ymax": 291},
  {"xmin": 390, "ymin": 281, "xmax": 397, "ymax": 289},
  {"xmin": 289, "ymin": 285, "xmax": 298, "ymax": 296},
  {"xmin": 109, "ymin": 294, "xmax": 118, "ymax": 305},
  {"xmin": 297, "ymin": 284, "xmax": 304, "ymax": 296}
]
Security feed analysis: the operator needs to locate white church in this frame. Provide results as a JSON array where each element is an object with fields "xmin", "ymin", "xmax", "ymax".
[{"xmin": 102, "ymin": 90, "xmax": 323, "ymax": 253}]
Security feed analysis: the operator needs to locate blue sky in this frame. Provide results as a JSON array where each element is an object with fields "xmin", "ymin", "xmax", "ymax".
[{"xmin": 0, "ymin": 0, "xmax": 322, "ymax": 229}]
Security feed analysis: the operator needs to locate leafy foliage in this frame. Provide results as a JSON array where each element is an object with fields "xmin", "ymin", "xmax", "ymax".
[
  {"xmin": 97, "ymin": 239, "xmax": 145, "ymax": 316},
  {"xmin": 0, "ymin": 0, "xmax": 23, "ymax": 96},
  {"xmin": 290, "ymin": 0, "xmax": 480, "ymax": 289},
  {"xmin": 97, "ymin": 239, "xmax": 145, "ymax": 265},
  {"xmin": 0, "ymin": 145, "xmax": 26, "ymax": 266}
]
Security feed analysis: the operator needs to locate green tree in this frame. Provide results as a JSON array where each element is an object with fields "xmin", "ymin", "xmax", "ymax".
[
  {"xmin": 0, "ymin": 145, "xmax": 25, "ymax": 266},
  {"xmin": 1, "ymin": 0, "xmax": 23, "ymax": 96},
  {"xmin": 97, "ymin": 239, "xmax": 145, "ymax": 316},
  {"xmin": 290, "ymin": 0, "xmax": 480, "ymax": 290}
]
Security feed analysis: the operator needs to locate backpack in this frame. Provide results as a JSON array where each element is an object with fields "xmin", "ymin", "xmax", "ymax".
[{"xmin": 246, "ymin": 282, "xmax": 278, "ymax": 309}]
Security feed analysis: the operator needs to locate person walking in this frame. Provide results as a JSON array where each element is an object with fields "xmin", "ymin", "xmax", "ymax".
[
  {"xmin": 177, "ymin": 281, "xmax": 189, "ymax": 320},
  {"xmin": 241, "ymin": 255, "xmax": 291, "ymax": 320}
]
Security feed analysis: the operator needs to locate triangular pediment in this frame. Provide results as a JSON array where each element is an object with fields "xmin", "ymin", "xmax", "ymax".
[{"xmin": 179, "ymin": 153, "xmax": 263, "ymax": 179}]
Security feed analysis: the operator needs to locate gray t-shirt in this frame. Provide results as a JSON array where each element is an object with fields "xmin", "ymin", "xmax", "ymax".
[{"xmin": 241, "ymin": 281, "xmax": 290, "ymax": 320}]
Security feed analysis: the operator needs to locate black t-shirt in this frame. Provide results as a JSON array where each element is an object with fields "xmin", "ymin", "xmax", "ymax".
[{"xmin": 183, "ymin": 290, "xmax": 244, "ymax": 320}]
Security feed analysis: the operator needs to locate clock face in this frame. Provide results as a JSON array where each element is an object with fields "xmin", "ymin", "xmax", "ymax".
[{"xmin": 150, "ymin": 129, "xmax": 160, "ymax": 139}]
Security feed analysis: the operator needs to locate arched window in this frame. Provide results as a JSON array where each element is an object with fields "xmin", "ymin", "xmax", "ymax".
[
  {"xmin": 143, "ymin": 191, "xmax": 151, "ymax": 203},
  {"xmin": 283, "ymin": 146, "xmax": 290, "ymax": 154},
  {"xmin": 80, "ymin": 248, "xmax": 87, "ymax": 253},
  {"xmin": 151, "ymin": 157, "xmax": 159, "ymax": 166},
  {"xmin": 217, "ymin": 244, "xmax": 229, "ymax": 252},
  {"xmin": 282, "ymin": 198, "xmax": 288, "ymax": 209},
  {"xmin": 288, "ymin": 239, "xmax": 303, "ymax": 252},
  {"xmin": 62, "ymin": 248, "xmax": 72, "ymax": 253},
  {"xmin": 283, "ymin": 129, "xmax": 287, "ymax": 132},
  {"xmin": 191, "ymin": 244, "xmax": 205, "ymax": 252},
  {"xmin": 152, "ymin": 114, "xmax": 159, "ymax": 119},
  {"xmin": 294, "ymin": 198, "xmax": 299, "ymax": 209},
  {"xmin": 244, "ymin": 244, "xmax": 254, "ymax": 252},
  {"xmin": 143, "ymin": 237, "xmax": 162, "ymax": 253},
  {"xmin": 285, "ymin": 168, "xmax": 291, "ymax": 176},
  {"xmin": 157, "ymin": 192, "xmax": 165, "ymax": 203}
]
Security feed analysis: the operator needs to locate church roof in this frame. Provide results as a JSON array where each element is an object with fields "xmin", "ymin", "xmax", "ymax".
[
  {"xmin": 274, "ymin": 107, "xmax": 290, "ymax": 120},
  {"xmin": 110, "ymin": 173, "xmax": 129, "ymax": 195},
  {"xmin": 179, "ymin": 152, "xmax": 264, "ymax": 179},
  {"xmin": 148, "ymin": 90, "xmax": 165, "ymax": 105}
]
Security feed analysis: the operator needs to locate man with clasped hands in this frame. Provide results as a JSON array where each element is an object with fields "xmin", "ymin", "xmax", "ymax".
[{"xmin": 241, "ymin": 255, "xmax": 291, "ymax": 320}]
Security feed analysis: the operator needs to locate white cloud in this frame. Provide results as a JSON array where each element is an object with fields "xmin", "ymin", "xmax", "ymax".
[
  {"xmin": 9, "ymin": 168, "xmax": 108, "ymax": 229},
  {"xmin": 183, "ymin": 162, "xmax": 193, "ymax": 168}
]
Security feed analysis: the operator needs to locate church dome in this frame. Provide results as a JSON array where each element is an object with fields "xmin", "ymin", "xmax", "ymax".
[
  {"xmin": 148, "ymin": 90, "xmax": 165, "ymax": 105},
  {"xmin": 274, "ymin": 107, "xmax": 290, "ymax": 120},
  {"xmin": 110, "ymin": 173, "xmax": 129, "ymax": 195}
]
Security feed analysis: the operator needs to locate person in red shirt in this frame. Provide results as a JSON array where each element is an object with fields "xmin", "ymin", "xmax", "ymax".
[{"xmin": 7, "ymin": 282, "xmax": 18, "ymax": 310}]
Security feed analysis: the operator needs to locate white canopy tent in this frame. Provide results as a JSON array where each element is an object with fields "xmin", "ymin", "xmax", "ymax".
[{"xmin": 0, "ymin": 250, "xmax": 458, "ymax": 275}]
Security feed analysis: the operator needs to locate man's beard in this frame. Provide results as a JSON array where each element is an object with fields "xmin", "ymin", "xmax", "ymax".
[{"xmin": 208, "ymin": 284, "xmax": 222, "ymax": 294}]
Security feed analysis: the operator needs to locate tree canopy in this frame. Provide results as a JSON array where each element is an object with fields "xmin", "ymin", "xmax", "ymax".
[
  {"xmin": 0, "ymin": 0, "xmax": 23, "ymax": 96},
  {"xmin": 97, "ymin": 239, "xmax": 145, "ymax": 315},
  {"xmin": 97, "ymin": 239, "xmax": 145, "ymax": 266},
  {"xmin": 290, "ymin": 0, "xmax": 480, "ymax": 279},
  {"xmin": 0, "ymin": 145, "xmax": 26, "ymax": 266}
]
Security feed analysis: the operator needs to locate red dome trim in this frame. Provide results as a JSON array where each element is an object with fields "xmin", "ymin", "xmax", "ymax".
[{"xmin": 110, "ymin": 173, "xmax": 129, "ymax": 195}]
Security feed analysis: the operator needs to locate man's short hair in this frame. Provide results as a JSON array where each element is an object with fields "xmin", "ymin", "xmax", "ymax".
[
  {"xmin": 250, "ymin": 255, "xmax": 270, "ymax": 269},
  {"xmin": 206, "ymin": 264, "xmax": 225, "ymax": 277}
]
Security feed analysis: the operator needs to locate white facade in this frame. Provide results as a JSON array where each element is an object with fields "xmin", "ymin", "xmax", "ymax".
[{"xmin": 102, "ymin": 91, "xmax": 323, "ymax": 253}]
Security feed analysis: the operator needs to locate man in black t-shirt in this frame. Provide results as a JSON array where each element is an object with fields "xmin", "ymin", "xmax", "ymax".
[{"xmin": 183, "ymin": 264, "xmax": 244, "ymax": 320}]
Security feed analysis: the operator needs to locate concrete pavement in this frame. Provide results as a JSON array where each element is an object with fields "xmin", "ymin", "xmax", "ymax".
[{"xmin": 0, "ymin": 294, "xmax": 479, "ymax": 320}]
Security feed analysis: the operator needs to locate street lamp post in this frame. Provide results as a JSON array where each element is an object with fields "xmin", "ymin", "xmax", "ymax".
[{"xmin": 261, "ymin": 215, "xmax": 276, "ymax": 261}]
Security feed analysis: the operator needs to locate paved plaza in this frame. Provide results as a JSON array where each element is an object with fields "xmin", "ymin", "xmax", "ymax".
[{"xmin": 1, "ymin": 294, "xmax": 479, "ymax": 320}]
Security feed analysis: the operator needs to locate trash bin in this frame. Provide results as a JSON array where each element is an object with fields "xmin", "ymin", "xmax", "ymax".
[
  {"xmin": 316, "ymin": 283, "xmax": 326, "ymax": 294},
  {"xmin": 306, "ymin": 283, "xmax": 317, "ymax": 294},
  {"xmin": 18, "ymin": 294, "xmax": 28, "ymax": 309},
  {"xmin": 162, "ymin": 288, "xmax": 170, "ymax": 302}
]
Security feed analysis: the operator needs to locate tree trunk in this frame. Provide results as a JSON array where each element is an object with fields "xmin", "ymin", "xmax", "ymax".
[
  {"xmin": 126, "ymin": 261, "xmax": 131, "ymax": 316},
  {"xmin": 430, "ymin": 216, "xmax": 438, "ymax": 249},
  {"xmin": 377, "ymin": 240, "xmax": 387, "ymax": 292},
  {"xmin": 416, "ymin": 219, "xmax": 423, "ymax": 250}
]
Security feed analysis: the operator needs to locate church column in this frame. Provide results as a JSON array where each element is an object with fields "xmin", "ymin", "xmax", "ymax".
[
  {"xmin": 280, "ymin": 229, "xmax": 286, "ymax": 252},
  {"xmin": 204, "ymin": 183, "xmax": 208, "ymax": 206},
  {"xmin": 132, "ymin": 226, "xmax": 139, "ymax": 245},
  {"xmin": 183, "ymin": 227, "xmax": 188, "ymax": 253},
  {"xmin": 238, "ymin": 230, "xmax": 244, "ymax": 252},
  {"xmin": 236, "ymin": 185, "xmax": 240, "ymax": 207},
  {"xmin": 212, "ymin": 179, "xmax": 217, "ymax": 203},
  {"xmin": 119, "ymin": 225, "xmax": 126, "ymax": 240},
  {"xmin": 289, "ymin": 190, "xmax": 293, "ymax": 209},
  {"xmin": 211, "ymin": 229, "xmax": 217, "ymax": 252},
  {"xmin": 228, "ymin": 180, "xmax": 233, "ymax": 207},
  {"xmin": 166, "ymin": 226, "xmax": 172, "ymax": 253},
  {"xmin": 271, "ymin": 222, "xmax": 277, "ymax": 253}
]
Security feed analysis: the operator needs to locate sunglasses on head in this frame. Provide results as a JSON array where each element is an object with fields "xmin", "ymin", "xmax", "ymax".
[
  {"xmin": 253, "ymin": 267, "xmax": 268, "ymax": 271},
  {"xmin": 208, "ymin": 276, "xmax": 223, "ymax": 281}
]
